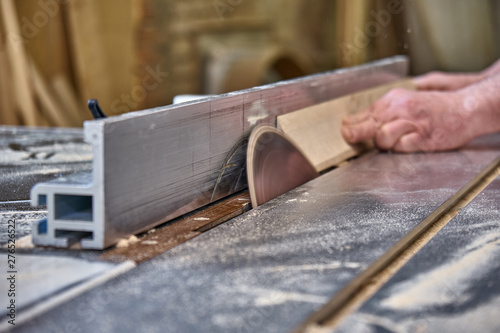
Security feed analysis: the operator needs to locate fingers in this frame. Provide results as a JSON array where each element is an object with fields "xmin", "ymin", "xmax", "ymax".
[
  {"xmin": 413, "ymin": 72, "xmax": 449, "ymax": 91},
  {"xmin": 341, "ymin": 116, "xmax": 377, "ymax": 143},
  {"xmin": 341, "ymin": 86, "xmax": 468, "ymax": 153},
  {"xmin": 342, "ymin": 110, "xmax": 371, "ymax": 126},
  {"xmin": 413, "ymin": 72, "xmax": 481, "ymax": 91},
  {"xmin": 342, "ymin": 94, "xmax": 391, "ymax": 126},
  {"xmin": 375, "ymin": 119, "xmax": 418, "ymax": 150},
  {"xmin": 341, "ymin": 88, "xmax": 432, "ymax": 151},
  {"xmin": 413, "ymin": 75, "xmax": 436, "ymax": 91},
  {"xmin": 343, "ymin": 117, "xmax": 420, "ymax": 151},
  {"xmin": 393, "ymin": 132, "xmax": 425, "ymax": 153}
]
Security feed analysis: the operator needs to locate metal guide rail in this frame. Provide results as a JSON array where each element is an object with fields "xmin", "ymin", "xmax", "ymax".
[{"xmin": 29, "ymin": 56, "xmax": 409, "ymax": 249}]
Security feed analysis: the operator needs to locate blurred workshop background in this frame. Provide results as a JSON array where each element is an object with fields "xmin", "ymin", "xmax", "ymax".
[{"xmin": 0, "ymin": 0, "xmax": 499, "ymax": 127}]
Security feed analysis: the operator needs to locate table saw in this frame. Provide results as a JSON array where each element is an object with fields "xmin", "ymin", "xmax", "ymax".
[{"xmin": 1, "ymin": 56, "xmax": 500, "ymax": 332}]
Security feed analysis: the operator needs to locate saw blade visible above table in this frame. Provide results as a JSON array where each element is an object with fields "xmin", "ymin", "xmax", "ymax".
[{"xmin": 247, "ymin": 125, "xmax": 318, "ymax": 207}]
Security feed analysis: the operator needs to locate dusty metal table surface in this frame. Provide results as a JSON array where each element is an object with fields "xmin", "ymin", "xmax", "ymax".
[
  {"xmin": 0, "ymin": 126, "xmax": 91, "ymax": 201},
  {"xmin": 337, "ymin": 176, "xmax": 500, "ymax": 333},
  {"xmin": 9, "ymin": 129, "xmax": 500, "ymax": 332},
  {"xmin": 0, "ymin": 126, "xmax": 136, "ymax": 332},
  {"xmin": 0, "ymin": 126, "xmax": 91, "ymax": 245}
]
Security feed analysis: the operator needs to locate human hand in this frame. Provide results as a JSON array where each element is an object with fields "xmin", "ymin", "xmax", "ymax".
[
  {"xmin": 414, "ymin": 71, "xmax": 482, "ymax": 91},
  {"xmin": 340, "ymin": 88, "xmax": 476, "ymax": 153}
]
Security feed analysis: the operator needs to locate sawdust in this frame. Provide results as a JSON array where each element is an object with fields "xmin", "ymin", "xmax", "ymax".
[
  {"xmin": 316, "ymin": 159, "xmax": 500, "ymax": 330},
  {"xmin": 271, "ymin": 262, "xmax": 363, "ymax": 272},
  {"xmin": 9, "ymin": 235, "xmax": 34, "ymax": 249},
  {"xmin": 381, "ymin": 232, "xmax": 500, "ymax": 310},
  {"xmin": 115, "ymin": 235, "xmax": 139, "ymax": 248},
  {"xmin": 246, "ymin": 100, "xmax": 269, "ymax": 125},
  {"xmin": 141, "ymin": 240, "xmax": 158, "ymax": 245},
  {"xmin": 236, "ymin": 287, "xmax": 329, "ymax": 306}
]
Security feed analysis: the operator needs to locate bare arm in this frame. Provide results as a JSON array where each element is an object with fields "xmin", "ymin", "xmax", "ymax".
[
  {"xmin": 414, "ymin": 58, "xmax": 500, "ymax": 91},
  {"xmin": 341, "ymin": 71, "xmax": 500, "ymax": 152}
]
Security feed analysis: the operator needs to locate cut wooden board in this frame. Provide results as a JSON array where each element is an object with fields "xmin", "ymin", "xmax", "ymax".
[{"xmin": 277, "ymin": 79, "xmax": 415, "ymax": 172}]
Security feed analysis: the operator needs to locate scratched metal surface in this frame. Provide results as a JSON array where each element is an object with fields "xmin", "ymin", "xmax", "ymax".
[
  {"xmin": 16, "ymin": 134, "xmax": 500, "ymax": 333},
  {"xmin": 76, "ymin": 56, "xmax": 409, "ymax": 247},
  {"xmin": 336, "ymin": 180, "xmax": 500, "ymax": 333}
]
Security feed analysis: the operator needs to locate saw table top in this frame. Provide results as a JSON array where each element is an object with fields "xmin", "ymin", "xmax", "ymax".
[
  {"xmin": 337, "ymin": 177, "xmax": 500, "ymax": 332},
  {"xmin": 3, "ymin": 126, "xmax": 500, "ymax": 332}
]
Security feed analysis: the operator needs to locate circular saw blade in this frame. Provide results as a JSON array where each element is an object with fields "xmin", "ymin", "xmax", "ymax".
[{"xmin": 247, "ymin": 125, "xmax": 318, "ymax": 208}]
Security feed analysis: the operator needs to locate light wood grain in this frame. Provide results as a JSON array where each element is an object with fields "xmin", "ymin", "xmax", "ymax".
[
  {"xmin": 336, "ymin": 0, "xmax": 370, "ymax": 67},
  {"xmin": 30, "ymin": 60, "xmax": 70, "ymax": 127},
  {"xmin": 0, "ymin": 0, "xmax": 39, "ymax": 126},
  {"xmin": 52, "ymin": 74, "xmax": 85, "ymax": 126},
  {"xmin": 66, "ymin": 0, "xmax": 113, "ymax": 110},
  {"xmin": 277, "ymin": 79, "xmax": 415, "ymax": 172},
  {"xmin": 0, "ymin": 17, "xmax": 17, "ymax": 125},
  {"xmin": 16, "ymin": 0, "xmax": 73, "ymax": 84}
]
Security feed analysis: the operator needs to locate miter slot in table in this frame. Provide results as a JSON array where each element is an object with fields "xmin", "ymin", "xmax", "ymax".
[
  {"xmin": 299, "ymin": 152, "xmax": 500, "ymax": 331},
  {"xmin": 336, "ymin": 175, "xmax": 500, "ymax": 333}
]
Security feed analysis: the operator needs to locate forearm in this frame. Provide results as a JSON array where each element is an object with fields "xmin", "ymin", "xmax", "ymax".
[
  {"xmin": 457, "ymin": 71, "xmax": 500, "ymax": 138},
  {"xmin": 481, "ymin": 58, "xmax": 500, "ymax": 78},
  {"xmin": 414, "ymin": 58, "xmax": 500, "ymax": 91}
]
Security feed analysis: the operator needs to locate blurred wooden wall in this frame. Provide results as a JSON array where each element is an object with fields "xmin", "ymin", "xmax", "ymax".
[
  {"xmin": 0, "ymin": 0, "xmax": 132, "ymax": 126},
  {"xmin": 0, "ymin": 0, "xmax": 498, "ymax": 127},
  {"xmin": 335, "ymin": 0, "xmax": 406, "ymax": 67}
]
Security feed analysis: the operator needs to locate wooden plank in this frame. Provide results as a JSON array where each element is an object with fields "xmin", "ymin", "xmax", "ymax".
[
  {"xmin": 277, "ymin": 79, "xmax": 415, "ymax": 172},
  {"xmin": 15, "ymin": 0, "xmax": 73, "ymax": 85},
  {"xmin": 373, "ymin": 0, "xmax": 403, "ymax": 60},
  {"xmin": 65, "ymin": 0, "xmax": 113, "ymax": 110},
  {"xmin": 336, "ymin": 0, "xmax": 371, "ymax": 66},
  {"xmin": 98, "ymin": 0, "xmax": 133, "ymax": 116},
  {"xmin": 30, "ymin": 60, "xmax": 71, "ymax": 127},
  {"xmin": 0, "ymin": 0, "xmax": 39, "ymax": 126},
  {"xmin": 14, "ymin": 0, "xmax": 79, "ymax": 125},
  {"xmin": 0, "ymin": 16, "xmax": 17, "ymax": 125},
  {"xmin": 52, "ymin": 74, "xmax": 85, "ymax": 126}
]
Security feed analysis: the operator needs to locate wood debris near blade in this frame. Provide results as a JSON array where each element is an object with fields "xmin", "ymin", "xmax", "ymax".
[
  {"xmin": 277, "ymin": 79, "xmax": 415, "ymax": 173},
  {"xmin": 101, "ymin": 192, "xmax": 251, "ymax": 263}
]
